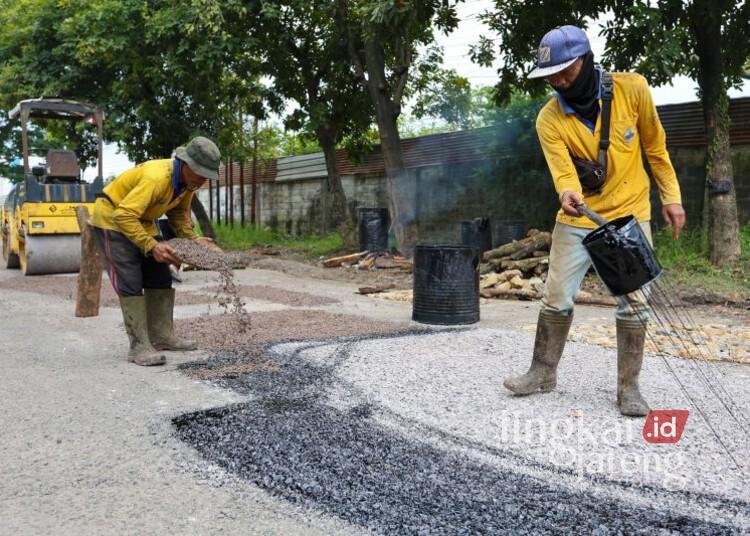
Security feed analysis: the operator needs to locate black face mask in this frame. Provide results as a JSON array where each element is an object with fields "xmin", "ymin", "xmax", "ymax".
[{"xmin": 554, "ymin": 51, "xmax": 599, "ymax": 124}]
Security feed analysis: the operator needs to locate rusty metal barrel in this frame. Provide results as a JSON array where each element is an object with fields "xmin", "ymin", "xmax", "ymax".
[{"xmin": 412, "ymin": 245, "xmax": 480, "ymax": 325}]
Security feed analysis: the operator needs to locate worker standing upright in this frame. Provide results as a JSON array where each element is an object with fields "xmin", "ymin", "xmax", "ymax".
[
  {"xmin": 503, "ymin": 26, "xmax": 686, "ymax": 416},
  {"xmin": 91, "ymin": 136, "xmax": 221, "ymax": 366}
]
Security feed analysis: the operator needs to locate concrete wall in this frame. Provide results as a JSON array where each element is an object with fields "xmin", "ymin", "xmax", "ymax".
[{"xmin": 198, "ymin": 144, "xmax": 750, "ymax": 240}]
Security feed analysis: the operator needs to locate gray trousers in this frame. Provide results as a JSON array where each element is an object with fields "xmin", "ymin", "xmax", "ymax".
[{"xmin": 93, "ymin": 228, "xmax": 171, "ymax": 297}]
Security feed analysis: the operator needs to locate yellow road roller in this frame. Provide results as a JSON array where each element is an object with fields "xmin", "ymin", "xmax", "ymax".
[{"xmin": 1, "ymin": 99, "xmax": 104, "ymax": 275}]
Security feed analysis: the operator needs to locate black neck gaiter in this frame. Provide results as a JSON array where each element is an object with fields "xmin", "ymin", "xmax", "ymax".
[{"xmin": 555, "ymin": 52, "xmax": 599, "ymax": 124}]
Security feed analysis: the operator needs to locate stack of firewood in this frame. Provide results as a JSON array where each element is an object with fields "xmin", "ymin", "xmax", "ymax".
[
  {"xmin": 479, "ymin": 229, "xmax": 616, "ymax": 305},
  {"xmin": 322, "ymin": 250, "xmax": 413, "ymax": 272},
  {"xmin": 479, "ymin": 229, "xmax": 551, "ymax": 300}
]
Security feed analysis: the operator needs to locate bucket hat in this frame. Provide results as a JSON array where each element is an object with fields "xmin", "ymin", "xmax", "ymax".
[
  {"xmin": 175, "ymin": 136, "xmax": 221, "ymax": 180},
  {"xmin": 527, "ymin": 25, "xmax": 591, "ymax": 79}
]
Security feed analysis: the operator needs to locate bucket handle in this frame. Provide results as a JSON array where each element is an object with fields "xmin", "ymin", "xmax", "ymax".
[{"xmin": 576, "ymin": 203, "xmax": 608, "ymax": 226}]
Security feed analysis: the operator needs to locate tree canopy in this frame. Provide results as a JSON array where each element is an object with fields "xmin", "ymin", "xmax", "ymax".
[{"xmin": 472, "ymin": 0, "xmax": 748, "ymax": 265}]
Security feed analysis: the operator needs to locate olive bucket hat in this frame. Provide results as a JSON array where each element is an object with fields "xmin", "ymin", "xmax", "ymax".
[{"xmin": 175, "ymin": 136, "xmax": 221, "ymax": 180}]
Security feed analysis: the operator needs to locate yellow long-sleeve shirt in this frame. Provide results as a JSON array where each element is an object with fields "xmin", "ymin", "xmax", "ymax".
[
  {"xmin": 536, "ymin": 72, "xmax": 682, "ymax": 228},
  {"xmin": 91, "ymin": 159, "xmax": 197, "ymax": 254}
]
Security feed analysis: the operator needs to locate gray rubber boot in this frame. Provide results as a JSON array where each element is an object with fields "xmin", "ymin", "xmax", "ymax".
[
  {"xmin": 145, "ymin": 288, "xmax": 197, "ymax": 351},
  {"xmin": 503, "ymin": 310, "xmax": 573, "ymax": 395},
  {"xmin": 616, "ymin": 318, "xmax": 650, "ymax": 416},
  {"xmin": 119, "ymin": 296, "xmax": 166, "ymax": 366}
]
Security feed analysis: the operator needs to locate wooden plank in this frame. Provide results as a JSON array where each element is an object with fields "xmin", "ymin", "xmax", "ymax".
[{"xmin": 74, "ymin": 206, "xmax": 102, "ymax": 318}]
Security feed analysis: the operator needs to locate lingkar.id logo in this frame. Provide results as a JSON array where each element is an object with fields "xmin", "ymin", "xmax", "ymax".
[{"xmin": 642, "ymin": 410, "xmax": 689, "ymax": 444}]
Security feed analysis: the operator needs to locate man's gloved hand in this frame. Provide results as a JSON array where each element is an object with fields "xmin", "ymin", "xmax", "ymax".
[
  {"xmin": 194, "ymin": 236, "xmax": 223, "ymax": 253},
  {"xmin": 151, "ymin": 242, "xmax": 180, "ymax": 264},
  {"xmin": 662, "ymin": 203, "xmax": 686, "ymax": 239},
  {"xmin": 560, "ymin": 190, "xmax": 584, "ymax": 217}
]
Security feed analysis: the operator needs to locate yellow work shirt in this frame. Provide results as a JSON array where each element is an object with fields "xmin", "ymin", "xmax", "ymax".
[
  {"xmin": 91, "ymin": 159, "xmax": 197, "ymax": 254},
  {"xmin": 536, "ymin": 72, "xmax": 682, "ymax": 228}
]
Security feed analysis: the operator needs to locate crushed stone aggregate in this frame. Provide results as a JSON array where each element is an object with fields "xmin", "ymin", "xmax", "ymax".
[{"xmin": 173, "ymin": 330, "xmax": 742, "ymax": 534}]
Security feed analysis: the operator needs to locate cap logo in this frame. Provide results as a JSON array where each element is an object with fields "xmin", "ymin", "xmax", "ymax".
[{"xmin": 538, "ymin": 46, "xmax": 551, "ymax": 64}]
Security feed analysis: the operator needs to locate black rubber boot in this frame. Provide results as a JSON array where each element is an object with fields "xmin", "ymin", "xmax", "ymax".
[
  {"xmin": 616, "ymin": 318, "xmax": 650, "ymax": 416},
  {"xmin": 119, "ymin": 296, "xmax": 166, "ymax": 366},
  {"xmin": 145, "ymin": 288, "xmax": 197, "ymax": 351},
  {"xmin": 504, "ymin": 310, "xmax": 573, "ymax": 395}
]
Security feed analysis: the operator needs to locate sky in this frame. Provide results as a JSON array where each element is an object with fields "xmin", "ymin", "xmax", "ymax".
[
  {"xmin": 85, "ymin": 1, "xmax": 749, "ymax": 181},
  {"xmin": 435, "ymin": 0, "xmax": 750, "ymax": 105}
]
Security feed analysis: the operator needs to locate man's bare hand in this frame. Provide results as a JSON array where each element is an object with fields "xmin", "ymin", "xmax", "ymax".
[
  {"xmin": 662, "ymin": 203, "xmax": 686, "ymax": 239},
  {"xmin": 151, "ymin": 242, "xmax": 180, "ymax": 264},
  {"xmin": 560, "ymin": 190, "xmax": 584, "ymax": 217},
  {"xmin": 195, "ymin": 236, "xmax": 223, "ymax": 253}
]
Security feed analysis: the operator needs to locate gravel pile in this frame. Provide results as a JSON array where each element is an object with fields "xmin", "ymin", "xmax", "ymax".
[
  {"xmin": 0, "ymin": 274, "xmax": 211, "ymax": 307},
  {"xmin": 203, "ymin": 284, "xmax": 340, "ymax": 307},
  {"xmin": 173, "ymin": 329, "xmax": 739, "ymax": 534},
  {"xmin": 174, "ymin": 309, "xmax": 410, "ymax": 357}
]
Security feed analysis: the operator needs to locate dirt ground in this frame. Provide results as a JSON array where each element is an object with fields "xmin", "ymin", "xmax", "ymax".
[
  {"xmin": 2, "ymin": 250, "xmax": 748, "ymax": 535},
  {"xmin": 247, "ymin": 250, "xmax": 750, "ymax": 321}
]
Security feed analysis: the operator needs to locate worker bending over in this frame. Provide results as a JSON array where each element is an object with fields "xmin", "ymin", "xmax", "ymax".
[{"xmin": 91, "ymin": 136, "xmax": 220, "ymax": 366}]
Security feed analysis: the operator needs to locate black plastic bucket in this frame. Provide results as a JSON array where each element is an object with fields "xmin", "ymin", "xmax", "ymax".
[
  {"xmin": 493, "ymin": 220, "xmax": 526, "ymax": 247},
  {"xmin": 582, "ymin": 215, "xmax": 662, "ymax": 296},
  {"xmin": 461, "ymin": 217, "xmax": 492, "ymax": 256},
  {"xmin": 358, "ymin": 208, "xmax": 389, "ymax": 252},
  {"xmin": 412, "ymin": 245, "xmax": 480, "ymax": 325}
]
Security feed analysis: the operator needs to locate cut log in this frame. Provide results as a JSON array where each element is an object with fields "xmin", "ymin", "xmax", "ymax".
[
  {"xmin": 74, "ymin": 206, "xmax": 102, "ymax": 318},
  {"xmin": 480, "ymin": 287, "xmax": 540, "ymax": 300},
  {"xmin": 357, "ymin": 283, "xmax": 396, "ymax": 295},
  {"xmin": 479, "ymin": 262, "xmax": 496, "ymax": 275},
  {"xmin": 509, "ymin": 233, "xmax": 553, "ymax": 260},
  {"xmin": 358, "ymin": 255, "xmax": 376, "ymax": 270},
  {"xmin": 500, "ymin": 256, "xmax": 549, "ymax": 272},
  {"xmin": 497, "ymin": 269, "xmax": 522, "ymax": 282},
  {"xmin": 575, "ymin": 290, "xmax": 618, "ymax": 307},
  {"xmin": 484, "ymin": 232, "xmax": 551, "ymax": 261},
  {"xmin": 323, "ymin": 251, "xmax": 367, "ymax": 268}
]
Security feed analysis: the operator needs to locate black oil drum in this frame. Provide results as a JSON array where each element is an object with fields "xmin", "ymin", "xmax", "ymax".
[
  {"xmin": 582, "ymin": 215, "xmax": 662, "ymax": 296},
  {"xmin": 412, "ymin": 245, "xmax": 480, "ymax": 325},
  {"xmin": 461, "ymin": 217, "xmax": 492, "ymax": 257},
  {"xmin": 493, "ymin": 220, "xmax": 526, "ymax": 247},
  {"xmin": 358, "ymin": 208, "xmax": 389, "ymax": 252}
]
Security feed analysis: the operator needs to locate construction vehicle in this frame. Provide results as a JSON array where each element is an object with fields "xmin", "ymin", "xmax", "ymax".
[{"xmin": 1, "ymin": 99, "xmax": 104, "ymax": 275}]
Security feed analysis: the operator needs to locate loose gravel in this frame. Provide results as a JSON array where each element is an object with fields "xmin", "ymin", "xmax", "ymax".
[
  {"xmin": 202, "ymin": 284, "xmax": 340, "ymax": 307},
  {"xmin": 0, "ymin": 274, "xmax": 212, "ymax": 307},
  {"xmin": 173, "ymin": 328, "xmax": 745, "ymax": 534}
]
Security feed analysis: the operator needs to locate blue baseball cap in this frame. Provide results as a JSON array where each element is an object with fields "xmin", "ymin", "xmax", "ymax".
[{"xmin": 527, "ymin": 25, "xmax": 591, "ymax": 79}]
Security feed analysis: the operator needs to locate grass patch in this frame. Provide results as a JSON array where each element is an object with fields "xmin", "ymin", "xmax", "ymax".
[
  {"xmin": 210, "ymin": 223, "xmax": 345, "ymax": 259},
  {"xmin": 653, "ymin": 225, "xmax": 750, "ymax": 297}
]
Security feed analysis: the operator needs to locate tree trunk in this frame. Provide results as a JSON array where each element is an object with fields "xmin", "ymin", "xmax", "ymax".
[
  {"xmin": 317, "ymin": 127, "xmax": 356, "ymax": 248},
  {"xmin": 191, "ymin": 196, "xmax": 215, "ymax": 239},
  {"xmin": 363, "ymin": 38, "xmax": 418, "ymax": 258},
  {"xmin": 694, "ymin": 1, "xmax": 741, "ymax": 266}
]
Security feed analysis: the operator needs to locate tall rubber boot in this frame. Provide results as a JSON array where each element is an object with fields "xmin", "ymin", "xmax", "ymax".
[
  {"xmin": 616, "ymin": 318, "xmax": 650, "ymax": 416},
  {"xmin": 119, "ymin": 296, "xmax": 166, "ymax": 366},
  {"xmin": 504, "ymin": 310, "xmax": 573, "ymax": 394},
  {"xmin": 145, "ymin": 288, "xmax": 197, "ymax": 351}
]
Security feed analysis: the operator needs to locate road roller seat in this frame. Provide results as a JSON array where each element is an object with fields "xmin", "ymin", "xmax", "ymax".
[{"xmin": 46, "ymin": 149, "xmax": 80, "ymax": 183}]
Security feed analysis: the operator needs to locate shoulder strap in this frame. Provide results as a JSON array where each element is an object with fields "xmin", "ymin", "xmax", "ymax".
[{"xmin": 598, "ymin": 71, "xmax": 613, "ymax": 175}]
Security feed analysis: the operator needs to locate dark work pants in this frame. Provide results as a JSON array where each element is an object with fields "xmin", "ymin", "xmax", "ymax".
[{"xmin": 93, "ymin": 228, "xmax": 172, "ymax": 297}]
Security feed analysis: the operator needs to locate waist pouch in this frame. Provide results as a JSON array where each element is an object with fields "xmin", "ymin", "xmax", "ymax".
[{"xmin": 570, "ymin": 154, "xmax": 606, "ymax": 194}]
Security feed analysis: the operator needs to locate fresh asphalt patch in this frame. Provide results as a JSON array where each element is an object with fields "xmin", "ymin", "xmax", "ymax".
[{"xmin": 173, "ymin": 330, "xmax": 746, "ymax": 534}]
